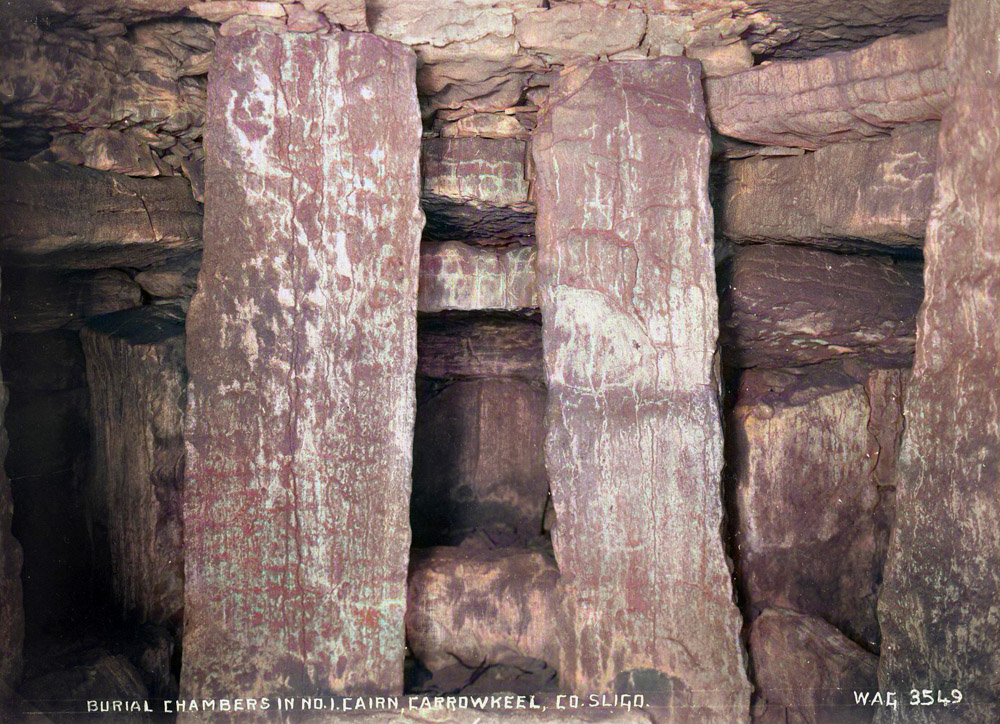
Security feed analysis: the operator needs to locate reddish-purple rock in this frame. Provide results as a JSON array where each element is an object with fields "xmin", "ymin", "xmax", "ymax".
[
  {"xmin": 418, "ymin": 241, "xmax": 537, "ymax": 313},
  {"xmin": 182, "ymin": 30, "xmax": 422, "ymax": 702},
  {"xmin": 411, "ymin": 378, "xmax": 548, "ymax": 546},
  {"xmin": 417, "ymin": 313, "xmax": 542, "ymax": 381},
  {"xmin": 406, "ymin": 541, "xmax": 560, "ymax": 684},
  {"xmin": 719, "ymin": 244, "xmax": 923, "ymax": 369},
  {"xmin": 750, "ymin": 607, "xmax": 878, "ymax": 724},
  {"xmin": 421, "ymin": 137, "xmax": 533, "ymax": 245},
  {"xmin": 0, "ymin": 160, "xmax": 202, "ymax": 270},
  {"xmin": 876, "ymin": 4, "xmax": 1000, "ymax": 722},
  {"xmin": 716, "ymin": 123, "xmax": 938, "ymax": 250},
  {"xmin": 705, "ymin": 29, "xmax": 949, "ymax": 148},
  {"xmin": 729, "ymin": 363, "xmax": 907, "ymax": 649},
  {"xmin": 533, "ymin": 59, "xmax": 748, "ymax": 720}
]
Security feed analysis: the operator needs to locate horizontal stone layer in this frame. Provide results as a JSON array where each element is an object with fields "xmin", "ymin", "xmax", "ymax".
[
  {"xmin": 406, "ymin": 543, "xmax": 560, "ymax": 677},
  {"xmin": 0, "ymin": 161, "xmax": 202, "ymax": 269},
  {"xmin": 719, "ymin": 244, "xmax": 923, "ymax": 368},
  {"xmin": 419, "ymin": 242, "xmax": 537, "ymax": 313},
  {"xmin": 417, "ymin": 313, "xmax": 542, "ymax": 380},
  {"xmin": 421, "ymin": 137, "xmax": 533, "ymax": 245},
  {"xmin": 0, "ymin": 268, "xmax": 141, "ymax": 333},
  {"xmin": 705, "ymin": 29, "xmax": 950, "ymax": 148},
  {"xmin": 716, "ymin": 123, "xmax": 938, "ymax": 249}
]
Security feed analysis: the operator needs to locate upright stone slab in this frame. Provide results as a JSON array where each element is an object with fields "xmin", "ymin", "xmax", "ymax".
[
  {"xmin": 82, "ymin": 306, "xmax": 186, "ymax": 626},
  {"xmin": 876, "ymin": 3, "xmax": 1000, "ymax": 723},
  {"xmin": 533, "ymin": 60, "xmax": 749, "ymax": 720},
  {"xmin": 183, "ymin": 31, "xmax": 422, "ymax": 701}
]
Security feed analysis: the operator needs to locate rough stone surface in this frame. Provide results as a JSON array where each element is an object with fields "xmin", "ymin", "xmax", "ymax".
[
  {"xmin": 876, "ymin": 3, "xmax": 1000, "ymax": 722},
  {"xmin": 750, "ymin": 608, "xmax": 878, "ymax": 724},
  {"xmin": 0, "ymin": 160, "xmax": 202, "ymax": 269},
  {"xmin": 743, "ymin": 0, "xmax": 948, "ymax": 59},
  {"xmin": 687, "ymin": 41, "xmax": 753, "ymax": 78},
  {"xmin": 0, "ymin": 268, "xmax": 142, "ymax": 333},
  {"xmin": 705, "ymin": 29, "xmax": 950, "ymax": 148},
  {"xmin": 406, "ymin": 542, "xmax": 560, "ymax": 680},
  {"xmin": 515, "ymin": 3, "xmax": 647, "ymax": 62},
  {"xmin": 719, "ymin": 244, "xmax": 923, "ymax": 369},
  {"xmin": 421, "ymin": 137, "xmax": 533, "ymax": 245},
  {"xmin": 0, "ymin": 282, "xmax": 24, "ymax": 708},
  {"xmin": 729, "ymin": 363, "xmax": 907, "ymax": 649},
  {"xmin": 417, "ymin": 313, "xmax": 542, "ymax": 381},
  {"xmin": 0, "ymin": 19, "xmax": 210, "ymax": 162},
  {"xmin": 533, "ymin": 59, "xmax": 748, "ymax": 718},
  {"xmin": 716, "ymin": 123, "xmax": 938, "ymax": 249},
  {"xmin": 82, "ymin": 306, "xmax": 185, "ymax": 626},
  {"xmin": 412, "ymin": 378, "xmax": 548, "ymax": 546},
  {"xmin": 134, "ymin": 253, "xmax": 201, "ymax": 301},
  {"xmin": 183, "ymin": 31, "xmax": 422, "ymax": 701},
  {"xmin": 20, "ymin": 648, "xmax": 150, "ymax": 723},
  {"xmin": 419, "ymin": 241, "xmax": 537, "ymax": 313}
]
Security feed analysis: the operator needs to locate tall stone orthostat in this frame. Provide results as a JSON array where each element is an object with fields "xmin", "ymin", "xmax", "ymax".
[
  {"xmin": 182, "ymin": 30, "xmax": 422, "ymax": 702},
  {"xmin": 82, "ymin": 306, "xmax": 186, "ymax": 627},
  {"xmin": 533, "ymin": 60, "xmax": 749, "ymax": 721},
  {"xmin": 876, "ymin": 3, "xmax": 1000, "ymax": 723}
]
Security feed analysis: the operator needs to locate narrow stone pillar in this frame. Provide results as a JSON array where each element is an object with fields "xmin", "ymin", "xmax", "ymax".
[
  {"xmin": 82, "ymin": 306, "xmax": 186, "ymax": 627},
  {"xmin": 1, "ymin": 273, "xmax": 25, "ymax": 710},
  {"xmin": 183, "ymin": 31, "xmax": 422, "ymax": 700},
  {"xmin": 533, "ymin": 60, "xmax": 749, "ymax": 720},
  {"xmin": 876, "ymin": 3, "xmax": 1000, "ymax": 723}
]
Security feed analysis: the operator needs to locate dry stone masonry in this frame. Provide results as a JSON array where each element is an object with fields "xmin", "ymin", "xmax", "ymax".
[
  {"xmin": 1, "ymin": 1, "xmax": 998, "ymax": 722},
  {"xmin": 182, "ymin": 29, "xmax": 422, "ymax": 702},
  {"xmin": 719, "ymin": 244, "xmax": 923, "ymax": 369}
]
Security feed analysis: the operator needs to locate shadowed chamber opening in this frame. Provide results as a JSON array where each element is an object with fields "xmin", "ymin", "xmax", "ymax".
[{"xmin": 405, "ymin": 310, "xmax": 560, "ymax": 695}]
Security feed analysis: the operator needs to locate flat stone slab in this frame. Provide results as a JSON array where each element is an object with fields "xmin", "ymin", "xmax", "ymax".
[
  {"xmin": 729, "ymin": 362, "xmax": 906, "ymax": 649},
  {"xmin": 0, "ymin": 268, "xmax": 142, "ymax": 334},
  {"xmin": 705, "ymin": 29, "xmax": 950, "ymax": 148},
  {"xmin": 534, "ymin": 59, "xmax": 748, "ymax": 719},
  {"xmin": 719, "ymin": 244, "xmax": 923, "ymax": 369},
  {"xmin": 421, "ymin": 137, "xmax": 534, "ymax": 245},
  {"xmin": 183, "ymin": 30, "xmax": 422, "ymax": 701},
  {"xmin": 411, "ymin": 378, "xmax": 548, "ymax": 546},
  {"xmin": 418, "ymin": 241, "xmax": 537, "ymax": 312},
  {"xmin": 0, "ymin": 160, "xmax": 202, "ymax": 269},
  {"xmin": 417, "ymin": 313, "xmax": 542, "ymax": 381},
  {"xmin": 82, "ymin": 306, "xmax": 186, "ymax": 626},
  {"xmin": 876, "ymin": 4, "xmax": 1000, "ymax": 723},
  {"xmin": 715, "ymin": 123, "xmax": 938, "ymax": 250}
]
